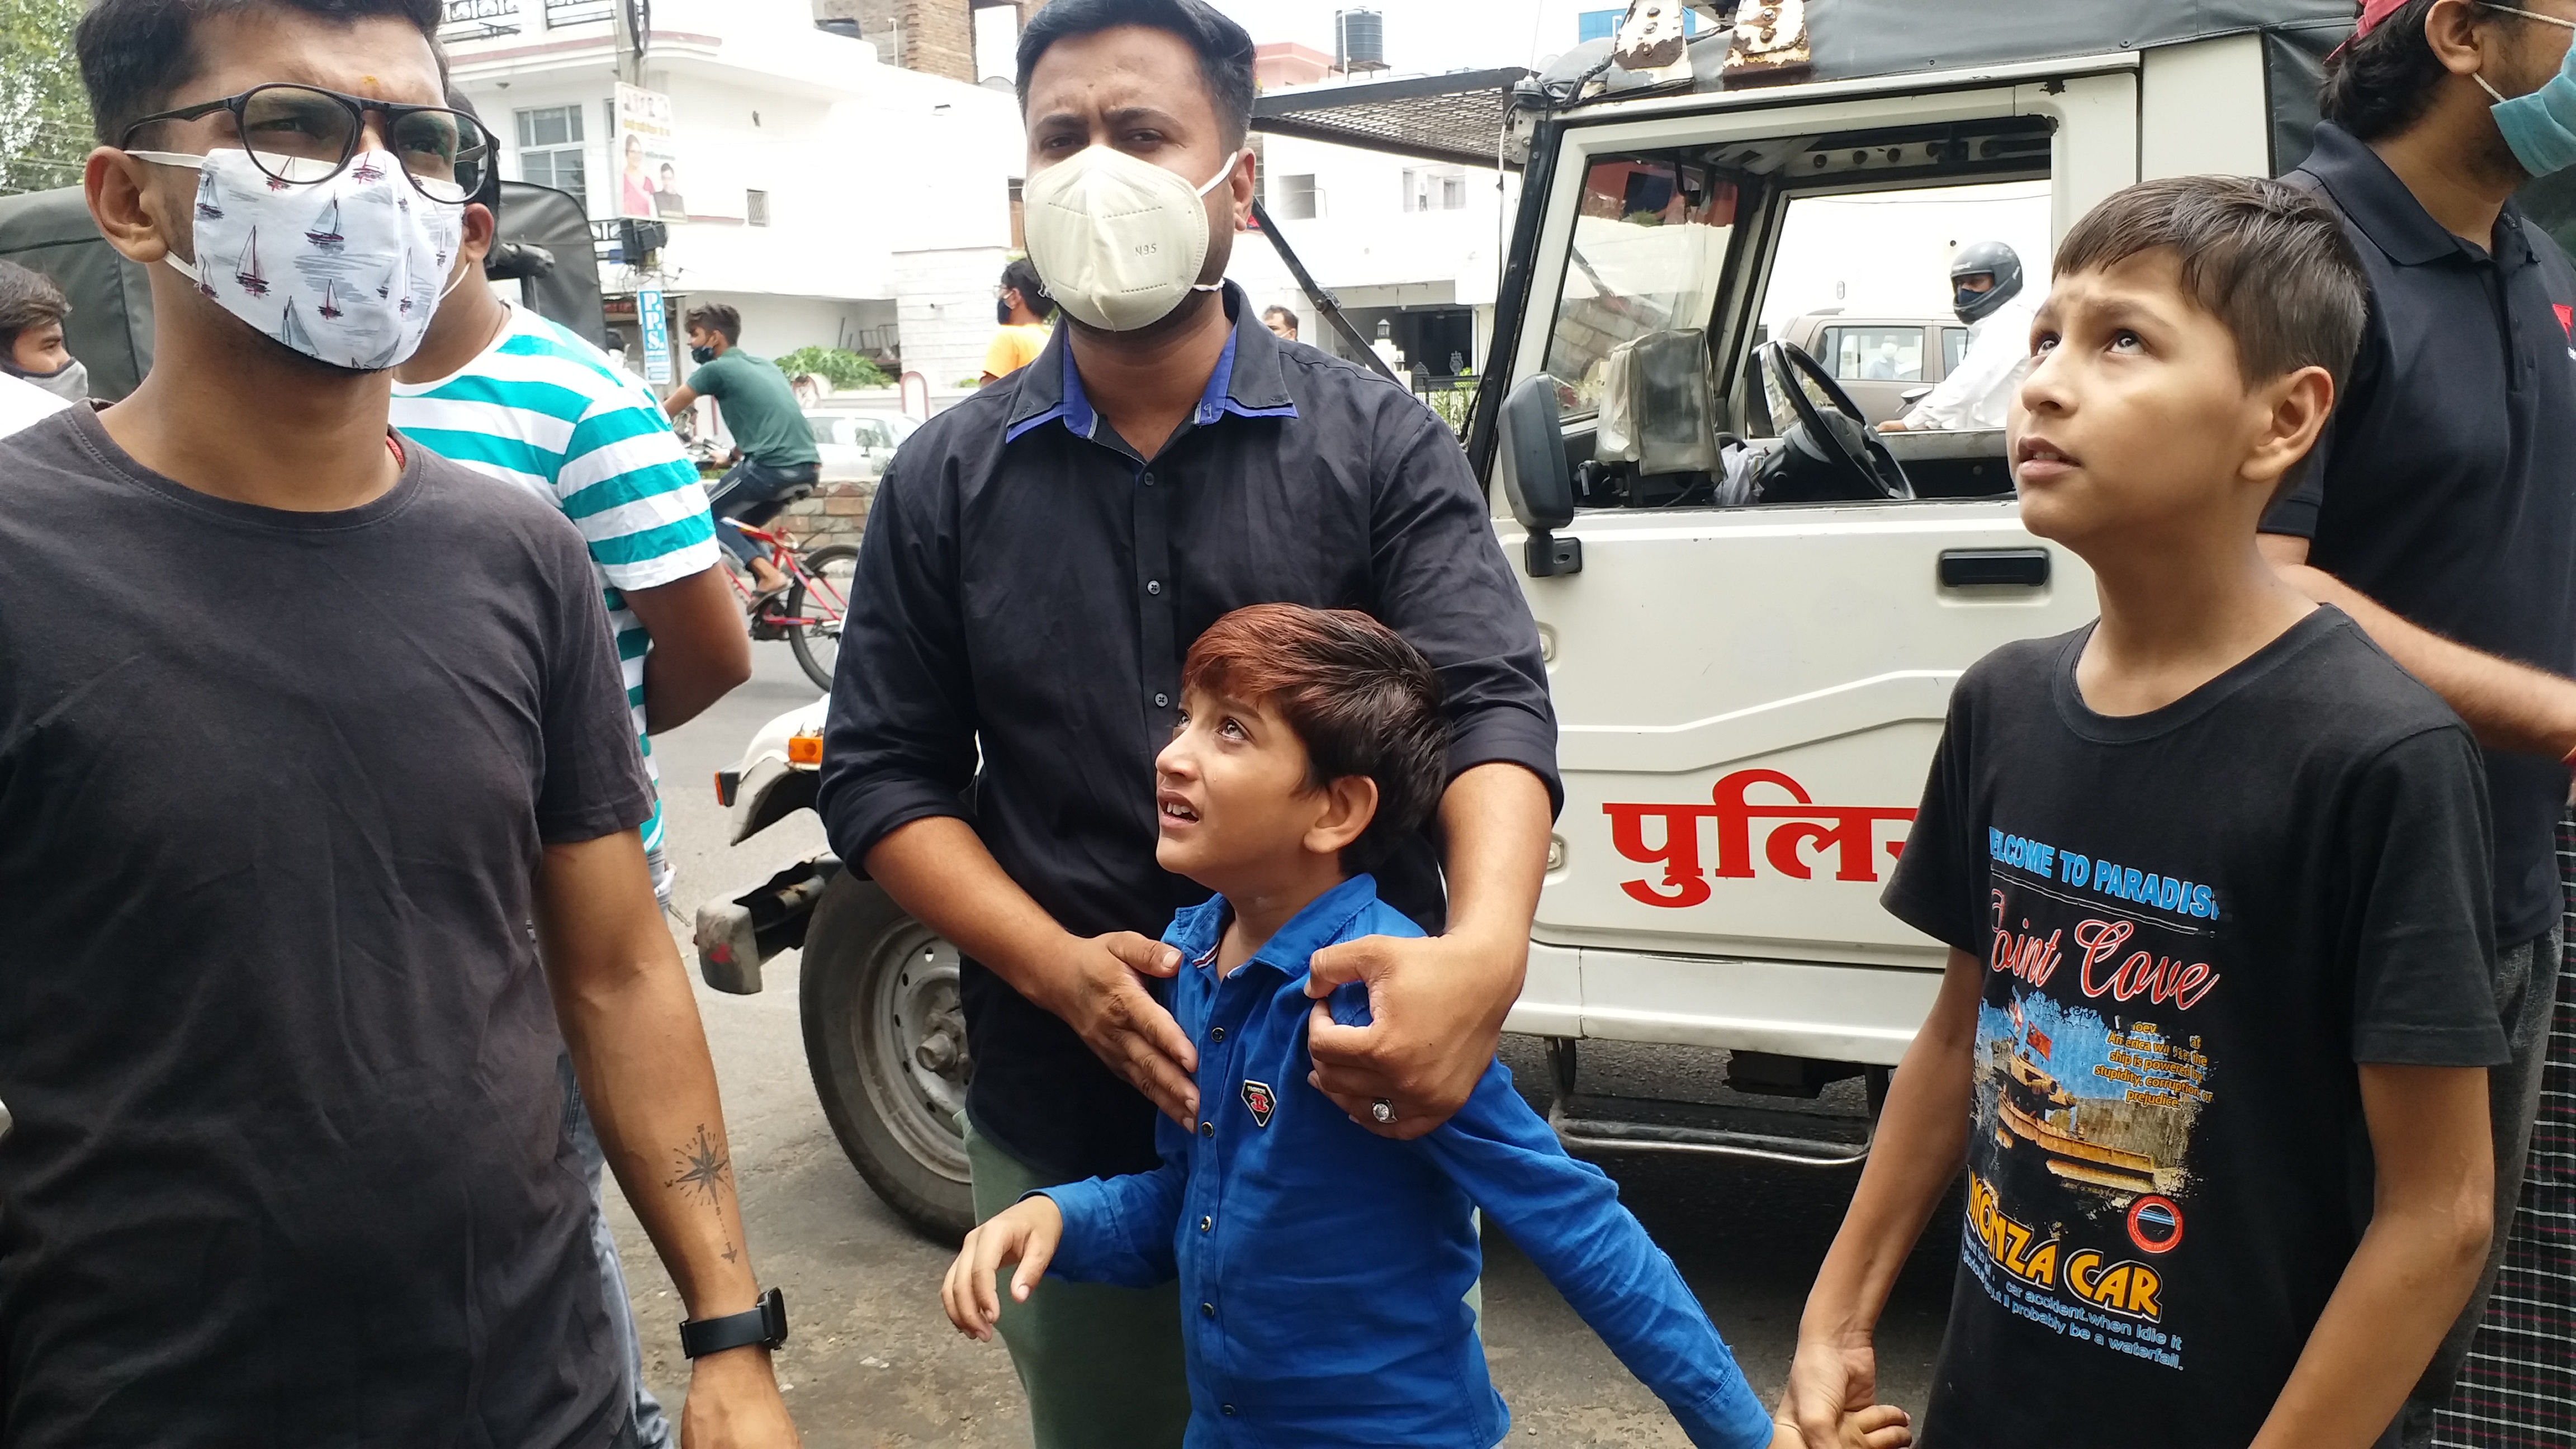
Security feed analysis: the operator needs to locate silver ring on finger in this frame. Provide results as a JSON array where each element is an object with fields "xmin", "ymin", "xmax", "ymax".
[{"xmin": 1370, "ymin": 1097, "xmax": 1396, "ymax": 1124}]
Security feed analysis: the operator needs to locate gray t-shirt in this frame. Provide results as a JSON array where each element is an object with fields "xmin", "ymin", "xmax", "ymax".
[{"xmin": 0, "ymin": 405, "xmax": 651, "ymax": 1447}]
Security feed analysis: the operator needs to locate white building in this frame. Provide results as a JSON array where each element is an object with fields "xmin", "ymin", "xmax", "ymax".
[
  {"xmin": 1228, "ymin": 122, "xmax": 1512, "ymax": 384},
  {"xmin": 1221, "ymin": 39, "xmax": 1519, "ymax": 391},
  {"xmin": 439, "ymin": 0, "xmax": 1026, "ymax": 381}
]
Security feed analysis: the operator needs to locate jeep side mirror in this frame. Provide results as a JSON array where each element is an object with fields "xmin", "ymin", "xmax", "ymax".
[{"xmin": 1500, "ymin": 374, "xmax": 1582, "ymax": 577}]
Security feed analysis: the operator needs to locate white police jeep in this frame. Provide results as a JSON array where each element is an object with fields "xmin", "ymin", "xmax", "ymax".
[{"xmin": 695, "ymin": 0, "xmax": 2357, "ymax": 1239}]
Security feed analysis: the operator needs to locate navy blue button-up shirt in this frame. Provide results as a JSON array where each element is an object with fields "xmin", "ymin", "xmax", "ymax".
[
  {"xmin": 817, "ymin": 288, "xmax": 1558, "ymax": 1182},
  {"xmin": 1039, "ymin": 875, "xmax": 1771, "ymax": 1448}
]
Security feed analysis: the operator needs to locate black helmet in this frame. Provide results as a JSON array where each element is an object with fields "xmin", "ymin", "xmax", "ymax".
[{"xmin": 1949, "ymin": 240, "xmax": 2024, "ymax": 324}]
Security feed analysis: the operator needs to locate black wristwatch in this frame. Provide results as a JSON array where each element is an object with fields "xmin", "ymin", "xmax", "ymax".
[{"xmin": 680, "ymin": 1286, "xmax": 789, "ymax": 1358}]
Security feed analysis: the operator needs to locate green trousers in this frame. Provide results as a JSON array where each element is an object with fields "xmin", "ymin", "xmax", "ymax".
[{"xmin": 965, "ymin": 1123, "xmax": 1193, "ymax": 1449}]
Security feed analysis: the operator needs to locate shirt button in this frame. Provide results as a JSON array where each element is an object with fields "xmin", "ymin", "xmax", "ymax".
[
  {"xmin": 1200, "ymin": 1301, "xmax": 1216, "ymax": 1318},
  {"xmin": 1200, "ymin": 1121, "xmax": 1214, "ymax": 1137},
  {"xmin": 1145, "ymin": 579, "xmax": 1163, "ymax": 595},
  {"xmin": 1222, "ymin": 1404, "xmax": 1237, "ymax": 1417},
  {"xmin": 1200, "ymin": 1215, "xmax": 1213, "ymax": 1232},
  {"xmin": 1210, "ymin": 1026, "xmax": 1225, "ymax": 1042},
  {"xmin": 1154, "ymin": 692, "xmax": 1171, "ymax": 708},
  {"xmin": 1142, "ymin": 472, "xmax": 1157, "ymax": 486}
]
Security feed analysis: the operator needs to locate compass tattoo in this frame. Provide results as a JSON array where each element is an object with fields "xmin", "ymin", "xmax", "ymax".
[
  {"xmin": 666, "ymin": 1125, "xmax": 733, "ymax": 1209},
  {"xmin": 665, "ymin": 1125, "xmax": 744, "ymax": 1265}
]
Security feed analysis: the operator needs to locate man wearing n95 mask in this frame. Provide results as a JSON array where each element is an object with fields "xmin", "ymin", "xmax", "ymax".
[{"xmin": 818, "ymin": 1, "xmax": 1559, "ymax": 1445}]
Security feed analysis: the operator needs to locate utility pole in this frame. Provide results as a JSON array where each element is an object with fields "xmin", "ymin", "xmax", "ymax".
[{"xmin": 611, "ymin": 0, "xmax": 647, "ymax": 84}]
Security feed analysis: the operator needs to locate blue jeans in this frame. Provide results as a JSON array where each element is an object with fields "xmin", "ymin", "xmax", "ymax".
[
  {"xmin": 561, "ymin": 1053, "xmax": 674, "ymax": 1449},
  {"xmin": 705, "ymin": 458, "xmax": 819, "ymax": 568}
]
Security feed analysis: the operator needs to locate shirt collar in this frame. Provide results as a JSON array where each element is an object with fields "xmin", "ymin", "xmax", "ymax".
[
  {"xmin": 1003, "ymin": 282, "xmax": 1300, "ymax": 446},
  {"xmin": 2302, "ymin": 121, "xmax": 2535, "ymax": 269},
  {"xmin": 1173, "ymin": 873, "xmax": 1384, "ymax": 981}
]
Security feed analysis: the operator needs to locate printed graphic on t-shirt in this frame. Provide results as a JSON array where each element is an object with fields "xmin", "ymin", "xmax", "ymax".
[{"xmin": 1963, "ymin": 825, "xmax": 2219, "ymax": 1374}]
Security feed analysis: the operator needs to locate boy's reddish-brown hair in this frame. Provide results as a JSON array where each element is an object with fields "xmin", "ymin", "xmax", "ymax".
[{"xmin": 1182, "ymin": 604, "xmax": 1447, "ymax": 873}]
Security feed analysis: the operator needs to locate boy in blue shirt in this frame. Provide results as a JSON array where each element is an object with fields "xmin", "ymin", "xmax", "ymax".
[{"xmin": 943, "ymin": 603, "xmax": 1911, "ymax": 1448}]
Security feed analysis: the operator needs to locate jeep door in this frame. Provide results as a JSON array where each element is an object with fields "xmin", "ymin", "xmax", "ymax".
[{"xmin": 1489, "ymin": 67, "xmax": 2143, "ymax": 1061}]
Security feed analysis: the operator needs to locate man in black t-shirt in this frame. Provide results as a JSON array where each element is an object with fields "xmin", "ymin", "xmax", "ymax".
[
  {"xmin": 1786, "ymin": 178, "xmax": 2506, "ymax": 1449},
  {"xmin": 2260, "ymin": 7, "xmax": 2576, "ymax": 1441},
  {"xmin": 0, "ymin": 4, "xmax": 797, "ymax": 1445}
]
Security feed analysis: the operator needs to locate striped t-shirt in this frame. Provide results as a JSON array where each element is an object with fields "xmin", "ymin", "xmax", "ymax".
[{"xmin": 391, "ymin": 301, "xmax": 718, "ymax": 889}]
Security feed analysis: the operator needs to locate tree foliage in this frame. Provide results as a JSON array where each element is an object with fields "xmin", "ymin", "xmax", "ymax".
[
  {"xmin": 777, "ymin": 345, "xmax": 892, "ymax": 391},
  {"xmin": 0, "ymin": 0, "xmax": 91, "ymax": 197}
]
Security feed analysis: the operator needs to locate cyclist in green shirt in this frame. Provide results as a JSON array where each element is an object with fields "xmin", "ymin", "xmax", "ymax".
[{"xmin": 662, "ymin": 302, "xmax": 821, "ymax": 596}]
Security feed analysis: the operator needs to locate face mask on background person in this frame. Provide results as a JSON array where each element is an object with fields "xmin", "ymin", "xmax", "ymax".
[
  {"xmin": 1023, "ymin": 145, "xmax": 1239, "ymax": 332},
  {"xmin": 124, "ymin": 146, "xmax": 462, "ymax": 370},
  {"xmin": 689, "ymin": 344, "xmax": 716, "ymax": 364},
  {"xmin": 1, "ymin": 357, "xmax": 88, "ymax": 402},
  {"xmin": 2479, "ymin": 6, "xmax": 2576, "ymax": 176}
]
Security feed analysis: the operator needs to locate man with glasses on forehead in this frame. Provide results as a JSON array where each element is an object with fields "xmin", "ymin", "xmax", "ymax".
[{"xmin": 0, "ymin": 2, "xmax": 799, "ymax": 1446}]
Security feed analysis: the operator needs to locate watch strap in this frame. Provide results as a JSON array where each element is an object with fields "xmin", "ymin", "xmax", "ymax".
[{"xmin": 680, "ymin": 1286, "xmax": 788, "ymax": 1358}]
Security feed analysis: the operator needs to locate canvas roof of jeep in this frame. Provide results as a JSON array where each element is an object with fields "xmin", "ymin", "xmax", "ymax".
[{"xmin": 1251, "ymin": 0, "xmax": 2356, "ymax": 173}]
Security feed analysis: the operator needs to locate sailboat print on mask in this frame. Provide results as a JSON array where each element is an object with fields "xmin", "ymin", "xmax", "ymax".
[
  {"xmin": 233, "ymin": 228, "xmax": 269, "ymax": 296},
  {"xmin": 195, "ymin": 172, "xmax": 224, "ymax": 221},
  {"xmin": 305, "ymin": 198, "xmax": 344, "ymax": 247},
  {"xmin": 277, "ymin": 299, "xmax": 315, "ymax": 354},
  {"xmin": 317, "ymin": 279, "xmax": 343, "ymax": 320},
  {"xmin": 350, "ymin": 155, "xmax": 387, "ymax": 183}
]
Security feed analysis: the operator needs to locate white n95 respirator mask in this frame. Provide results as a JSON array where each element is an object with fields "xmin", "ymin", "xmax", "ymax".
[
  {"xmin": 127, "ymin": 146, "xmax": 462, "ymax": 371},
  {"xmin": 1023, "ymin": 146, "xmax": 1239, "ymax": 332}
]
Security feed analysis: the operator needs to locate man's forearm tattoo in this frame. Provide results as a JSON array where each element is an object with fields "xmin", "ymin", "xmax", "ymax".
[{"xmin": 666, "ymin": 1124, "xmax": 740, "ymax": 1263}]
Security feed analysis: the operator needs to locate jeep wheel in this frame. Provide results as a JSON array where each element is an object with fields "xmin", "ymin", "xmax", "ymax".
[{"xmin": 799, "ymin": 873, "xmax": 975, "ymax": 1242}]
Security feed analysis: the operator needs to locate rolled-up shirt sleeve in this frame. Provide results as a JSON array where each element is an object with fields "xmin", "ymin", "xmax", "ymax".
[
  {"xmin": 817, "ymin": 458, "xmax": 982, "ymax": 868},
  {"xmin": 1370, "ymin": 409, "xmax": 1562, "ymax": 816}
]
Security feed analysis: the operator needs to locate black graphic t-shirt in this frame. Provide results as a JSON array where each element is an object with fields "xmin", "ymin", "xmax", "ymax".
[{"xmin": 1885, "ymin": 608, "xmax": 2508, "ymax": 1449}]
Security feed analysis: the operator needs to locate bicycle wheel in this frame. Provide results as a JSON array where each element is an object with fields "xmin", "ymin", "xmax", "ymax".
[{"xmin": 787, "ymin": 543, "xmax": 860, "ymax": 690}]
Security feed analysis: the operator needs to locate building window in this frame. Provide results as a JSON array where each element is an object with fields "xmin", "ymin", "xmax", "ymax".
[
  {"xmin": 746, "ymin": 190, "xmax": 770, "ymax": 227},
  {"xmin": 1276, "ymin": 173, "xmax": 1320, "ymax": 221},
  {"xmin": 1405, "ymin": 165, "xmax": 1467, "ymax": 212},
  {"xmin": 514, "ymin": 105, "xmax": 586, "ymax": 208}
]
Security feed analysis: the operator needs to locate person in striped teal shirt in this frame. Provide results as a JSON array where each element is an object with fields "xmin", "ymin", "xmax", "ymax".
[{"xmin": 393, "ymin": 148, "xmax": 750, "ymax": 1449}]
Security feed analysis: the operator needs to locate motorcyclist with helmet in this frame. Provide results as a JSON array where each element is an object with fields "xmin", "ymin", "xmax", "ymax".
[{"xmin": 1878, "ymin": 238, "xmax": 2035, "ymax": 432}]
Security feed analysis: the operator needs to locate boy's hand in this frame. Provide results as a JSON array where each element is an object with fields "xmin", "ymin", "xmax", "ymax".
[
  {"xmin": 1783, "ymin": 1334, "xmax": 1891, "ymax": 1449},
  {"xmin": 940, "ymin": 1196, "xmax": 1064, "ymax": 1341},
  {"xmin": 1769, "ymin": 1404, "xmax": 1911, "ymax": 1449}
]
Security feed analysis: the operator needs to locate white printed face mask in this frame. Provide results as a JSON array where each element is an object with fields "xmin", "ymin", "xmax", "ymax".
[
  {"xmin": 128, "ymin": 146, "xmax": 462, "ymax": 371},
  {"xmin": 1022, "ymin": 146, "xmax": 1238, "ymax": 332}
]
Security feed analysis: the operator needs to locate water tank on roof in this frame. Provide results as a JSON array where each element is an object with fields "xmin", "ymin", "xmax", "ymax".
[{"xmin": 1334, "ymin": 8, "xmax": 1386, "ymax": 73}]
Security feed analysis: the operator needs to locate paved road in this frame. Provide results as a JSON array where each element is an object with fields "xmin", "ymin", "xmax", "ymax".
[{"xmin": 610, "ymin": 642, "xmax": 1959, "ymax": 1447}]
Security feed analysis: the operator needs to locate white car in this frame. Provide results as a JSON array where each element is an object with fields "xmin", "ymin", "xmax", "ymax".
[{"xmin": 805, "ymin": 410, "xmax": 917, "ymax": 482}]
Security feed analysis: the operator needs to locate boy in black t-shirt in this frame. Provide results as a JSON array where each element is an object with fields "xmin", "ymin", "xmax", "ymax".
[{"xmin": 1782, "ymin": 175, "xmax": 2511, "ymax": 1449}]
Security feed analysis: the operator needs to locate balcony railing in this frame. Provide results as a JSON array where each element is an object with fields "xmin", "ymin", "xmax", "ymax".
[
  {"xmin": 544, "ymin": 0, "xmax": 614, "ymax": 26},
  {"xmin": 438, "ymin": 0, "xmax": 519, "ymax": 40}
]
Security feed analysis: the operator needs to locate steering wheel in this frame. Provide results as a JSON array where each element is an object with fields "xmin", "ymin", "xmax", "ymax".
[{"xmin": 1748, "ymin": 340, "xmax": 1914, "ymax": 503}]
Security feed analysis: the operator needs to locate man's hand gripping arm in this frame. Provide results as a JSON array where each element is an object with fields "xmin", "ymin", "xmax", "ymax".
[{"xmin": 1303, "ymin": 760, "xmax": 1552, "ymax": 1139}]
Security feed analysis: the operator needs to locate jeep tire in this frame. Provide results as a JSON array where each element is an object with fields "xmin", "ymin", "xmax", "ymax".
[{"xmin": 798, "ymin": 873, "xmax": 976, "ymax": 1242}]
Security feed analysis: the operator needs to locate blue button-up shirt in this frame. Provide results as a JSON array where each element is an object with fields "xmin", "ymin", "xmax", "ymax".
[{"xmin": 1040, "ymin": 875, "xmax": 1773, "ymax": 1448}]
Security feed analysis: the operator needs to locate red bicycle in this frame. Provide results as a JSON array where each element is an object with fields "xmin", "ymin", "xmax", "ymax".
[{"xmin": 723, "ymin": 520, "xmax": 856, "ymax": 689}]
